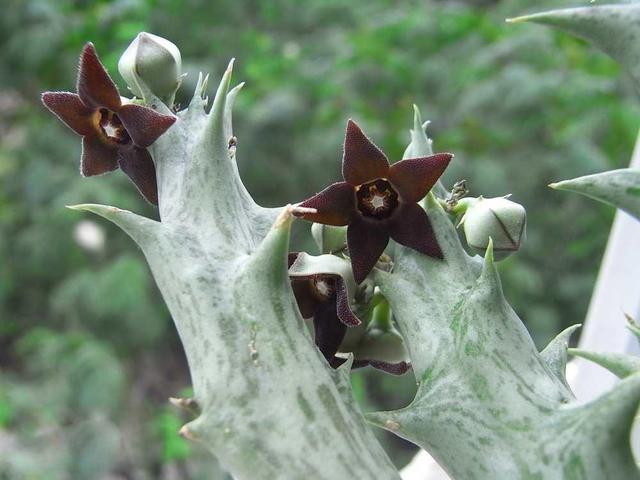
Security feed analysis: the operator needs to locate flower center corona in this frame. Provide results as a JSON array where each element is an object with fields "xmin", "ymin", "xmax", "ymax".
[
  {"xmin": 355, "ymin": 178, "xmax": 399, "ymax": 220},
  {"xmin": 310, "ymin": 275, "xmax": 336, "ymax": 301},
  {"xmin": 98, "ymin": 108, "xmax": 131, "ymax": 145}
]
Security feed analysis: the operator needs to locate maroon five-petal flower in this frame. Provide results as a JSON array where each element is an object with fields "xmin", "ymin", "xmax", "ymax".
[
  {"xmin": 296, "ymin": 120, "xmax": 453, "ymax": 283},
  {"xmin": 288, "ymin": 253, "xmax": 411, "ymax": 375},
  {"xmin": 288, "ymin": 253, "xmax": 361, "ymax": 365},
  {"xmin": 41, "ymin": 43, "xmax": 176, "ymax": 204}
]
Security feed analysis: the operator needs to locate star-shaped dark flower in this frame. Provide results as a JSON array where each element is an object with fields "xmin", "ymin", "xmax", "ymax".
[
  {"xmin": 288, "ymin": 253, "xmax": 411, "ymax": 375},
  {"xmin": 41, "ymin": 43, "xmax": 176, "ymax": 204},
  {"xmin": 296, "ymin": 120, "xmax": 453, "ymax": 283},
  {"xmin": 288, "ymin": 253, "xmax": 361, "ymax": 364}
]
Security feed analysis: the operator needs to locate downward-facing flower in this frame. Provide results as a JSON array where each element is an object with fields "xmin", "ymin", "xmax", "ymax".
[
  {"xmin": 288, "ymin": 253, "xmax": 410, "ymax": 375},
  {"xmin": 296, "ymin": 120, "xmax": 453, "ymax": 283},
  {"xmin": 41, "ymin": 43, "xmax": 176, "ymax": 204},
  {"xmin": 288, "ymin": 253, "xmax": 361, "ymax": 365}
]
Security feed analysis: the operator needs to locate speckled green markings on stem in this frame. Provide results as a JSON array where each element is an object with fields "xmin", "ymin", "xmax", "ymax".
[
  {"xmin": 69, "ymin": 61, "xmax": 400, "ymax": 480},
  {"xmin": 364, "ymin": 109, "xmax": 640, "ymax": 479}
]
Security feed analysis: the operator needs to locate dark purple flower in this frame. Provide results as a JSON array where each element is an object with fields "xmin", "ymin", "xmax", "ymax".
[
  {"xmin": 41, "ymin": 43, "xmax": 176, "ymax": 204},
  {"xmin": 288, "ymin": 253, "xmax": 411, "ymax": 375},
  {"xmin": 288, "ymin": 253, "xmax": 361, "ymax": 364},
  {"xmin": 296, "ymin": 120, "xmax": 453, "ymax": 283}
]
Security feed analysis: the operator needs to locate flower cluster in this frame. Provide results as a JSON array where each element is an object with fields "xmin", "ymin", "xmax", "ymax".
[
  {"xmin": 288, "ymin": 120, "xmax": 453, "ymax": 373},
  {"xmin": 288, "ymin": 253, "xmax": 361, "ymax": 365},
  {"xmin": 41, "ymin": 43, "xmax": 176, "ymax": 204},
  {"xmin": 288, "ymin": 253, "xmax": 411, "ymax": 375},
  {"xmin": 43, "ymin": 40, "xmax": 452, "ymax": 377}
]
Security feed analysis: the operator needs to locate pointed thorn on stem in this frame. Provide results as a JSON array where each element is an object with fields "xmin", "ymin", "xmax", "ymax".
[
  {"xmin": 274, "ymin": 203, "xmax": 317, "ymax": 228},
  {"xmin": 291, "ymin": 204, "xmax": 318, "ymax": 216},
  {"xmin": 178, "ymin": 425, "xmax": 199, "ymax": 441},
  {"xmin": 226, "ymin": 58, "xmax": 236, "ymax": 73},
  {"xmin": 625, "ymin": 312, "xmax": 638, "ymax": 326},
  {"xmin": 385, "ymin": 419, "xmax": 401, "ymax": 431},
  {"xmin": 169, "ymin": 397, "xmax": 200, "ymax": 414}
]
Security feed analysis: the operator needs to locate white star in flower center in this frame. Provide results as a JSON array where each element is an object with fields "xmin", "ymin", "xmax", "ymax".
[
  {"xmin": 315, "ymin": 280, "xmax": 331, "ymax": 297},
  {"xmin": 103, "ymin": 122, "xmax": 119, "ymax": 138},
  {"xmin": 368, "ymin": 194, "xmax": 387, "ymax": 211}
]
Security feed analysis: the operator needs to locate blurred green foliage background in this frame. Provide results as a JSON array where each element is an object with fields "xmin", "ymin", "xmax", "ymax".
[{"xmin": 1, "ymin": 0, "xmax": 638, "ymax": 477}]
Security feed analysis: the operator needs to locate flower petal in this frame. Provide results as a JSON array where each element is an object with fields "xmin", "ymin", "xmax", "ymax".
[
  {"xmin": 328, "ymin": 356, "xmax": 348, "ymax": 369},
  {"xmin": 77, "ymin": 43, "xmax": 121, "ymax": 111},
  {"xmin": 352, "ymin": 360, "xmax": 370, "ymax": 369},
  {"xmin": 117, "ymin": 103, "xmax": 176, "ymax": 148},
  {"xmin": 290, "ymin": 279, "xmax": 321, "ymax": 319},
  {"xmin": 41, "ymin": 92, "xmax": 94, "ymax": 136},
  {"xmin": 369, "ymin": 360, "xmax": 411, "ymax": 375},
  {"xmin": 347, "ymin": 218, "xmax": 389, "ymax": 284},
  {"xmin": 297, "ymin": 182, "xmax": 356, "ymax": 226},
  {"xmin": 342, "ymin": 120, "xmax": 389, "ymax": 186},
  {"xmin": 389, "ymin": 203, "xmax": 442, "ymax": 258},
  {"xmin": 335, "ymin": 277, "xmax": 361, "ymax": 326},
  {"xmin": 313, "ymin": 301, "xmax": 347, "ymax": 361},
  {"xmin": 388, "ymin": 153, "xmax": 453, "ymax": 203},
  {"xmin": 81, "ymin": 135, "xmax": 119, "ymax": 176},
  {"xmin": 118, "ymin": 147, "xmax": 159, "ymax": 205}
]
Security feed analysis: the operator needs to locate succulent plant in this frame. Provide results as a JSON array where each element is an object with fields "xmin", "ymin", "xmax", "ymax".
[{"xmin": 41, "ymin": 4, "xmax": 640, "ymax": 476}]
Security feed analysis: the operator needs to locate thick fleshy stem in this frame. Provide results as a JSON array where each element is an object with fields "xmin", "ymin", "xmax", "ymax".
[
  {"xmin": 365, "ymin": 108, "xmax": 640, "ymax": 480},
  {"xmin": 72, "ymin": 59, "xmax": 400, "ymax": 479}
]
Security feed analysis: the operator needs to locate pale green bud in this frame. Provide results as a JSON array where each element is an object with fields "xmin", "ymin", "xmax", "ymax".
[
  {"xmin": 461, "ymin": 196, "xmax": 526, "ymax": 261},
  {"xmin": 311, "ymin": 223, "xmax": 347, "ymax": 254},
  {"xmin": 118, "ymin": 32, "xmax": 182, "ymax": 102},
  {"xmin": 354, "ymin": 327, "xmax": 408, "ymax": 364}
]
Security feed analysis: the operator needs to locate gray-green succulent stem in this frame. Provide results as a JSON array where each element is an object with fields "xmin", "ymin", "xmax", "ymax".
[
  {"xmin": 365, "ymin": 109, "xmax": 640, "ymax": 479},
  {"xmin": 72, "ymin": 60, "xmax": 400, "ymax": 479}
]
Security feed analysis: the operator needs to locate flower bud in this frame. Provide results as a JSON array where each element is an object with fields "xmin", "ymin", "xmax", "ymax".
[
  {"xmin": 118, "ymin": 32, "xmax": 182, "ymax": 102},
  {"xmin": 353, "ymin": 327, "xmax": 408, "ymax": 364},
  {"xmin": 311, "ymin": 223, "xmax": 347, "ymax": 254},
  {"xmin": 461, "ymin": 196, "xmax": 526, "ymax": 260}
]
